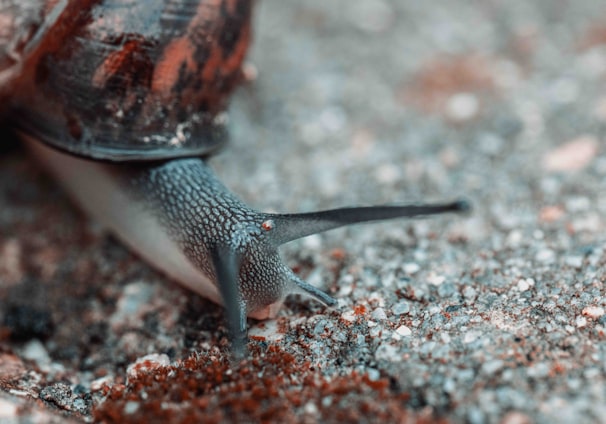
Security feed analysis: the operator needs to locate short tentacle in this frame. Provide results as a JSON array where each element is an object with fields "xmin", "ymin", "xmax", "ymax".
[{"xmin": 291, "ymin": 274, "xmax": 337, "ymax": 306}]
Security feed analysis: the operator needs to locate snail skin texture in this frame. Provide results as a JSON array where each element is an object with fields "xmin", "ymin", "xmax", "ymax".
[
  {"xmin": 3, "ymin": 0, "xmax": 469, "ymax": 356},
  {"xmin": 26, "ymin": 137, "xmax": 468, "ymax": 355}
]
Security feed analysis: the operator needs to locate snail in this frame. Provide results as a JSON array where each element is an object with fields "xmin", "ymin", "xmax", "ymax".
[{"xmin": 1, "ymin": 0, "xmax": 469, "ymax": 356}]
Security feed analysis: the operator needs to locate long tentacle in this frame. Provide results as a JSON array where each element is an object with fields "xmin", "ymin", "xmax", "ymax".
[{"xmin": 267, "ymin": 200, "xmax": 470, "ymax": 245}]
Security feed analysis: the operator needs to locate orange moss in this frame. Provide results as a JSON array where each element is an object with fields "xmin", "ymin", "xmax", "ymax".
[
  {"xmin": 354, "ymin": 305, "xmax": 367, "ymax": 316},
  {"xmin": 400, "ymin": 53, "xmax": 496, "ymax": 118},
  {"xmin": 93, "ymin": 345, "xmax": 441, "ymax": 424}
]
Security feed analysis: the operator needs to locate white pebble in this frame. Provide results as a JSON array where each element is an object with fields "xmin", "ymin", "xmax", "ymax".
[
  {"xmin": 249, "ymin": 320, "xmax": 284, "ymax": 342},
  {"xmin": 302, "ymin": 234, "xmax": 323, "ymax": 250},
  {"xmin": 446, "ymin": 92, "xmax": 479, "ymax": 121},
  {"xmin": 395, "ymin": 325, "xmax": 412, "ymax": 337},
  {"xmin": 304, "ymin": 402, "xmax": 319, "ymax": 416},
  {"xmin": 124, "ymin": 401, "xmax": 140, "ymax": 414},
  {"xmin": 535, "ymin": 249, "xmax": 556, "ymax": 263},
  {"xmin": 582, "ymin": 306, "xmax": 605, "ymax": 319},
  {"xmin": 403, "ymin": 262, "xmax": 420, "ymax": 275},
  {"xmin": 374, "ymin": 163, "xmax": 401, "ymax": 184},
  {"xmin": 427, "ymin": 273, "xmax": 446, "ymax": 286},
  {"xmin": 517, "ymin": 278, "xmax": 534, "ymax": 292},
  {"xmin": 21, "ymin": 340, "xmax": 51, "ymax": 368},
  {"xmin": 341, "ymin": 310, "xmax": 356, "ymax": 323},
  {"xmin": 565, "ymin": 256, "xmax": 584, "ymax": 268},
  {"xmin": 91, "ymin": 376, "xmax": 114, "ymax": 391},
  {"xmin": 127, "ymin": 353, "xmax": 170, "ymax": 379},
  {"xmin": 505, "ymin": 230, "xmax": 523, "ymax": 248}
]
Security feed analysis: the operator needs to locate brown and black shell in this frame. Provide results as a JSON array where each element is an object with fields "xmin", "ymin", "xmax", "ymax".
[{"xmin": 0, "ymin": 0, "xmax": 253, "ymax": 161}]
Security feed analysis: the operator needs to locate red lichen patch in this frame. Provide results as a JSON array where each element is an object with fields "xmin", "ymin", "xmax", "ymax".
[
  {"xmin": 577, "ymin": 18, "xmax": 606, "ymax": 51},
  {"xmin": 93, "ymin": 345, "xmax": 441, "ymax": 424},
  {"xmin": 354, "ymin": 305, "xmax": 367, "ymax": 316},
  {"xmin": 329, "ymin": 248, "xmax": 347, "ymax": 261},
  {"xmin": 400, "ymin": 54, "xmax": 497, "ymax": 121},
  {"xmin": 0, "ymin": 353, "xmax": 28, "ymax": 387},
  {"xmin": 505, "ymin": 25, "xmax": 540, "ymax": 72}
]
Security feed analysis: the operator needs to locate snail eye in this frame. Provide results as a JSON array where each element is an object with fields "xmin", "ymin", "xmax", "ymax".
[{"xmin": 261, "ymin": 220, "xmax": 274, "ymax": 231}]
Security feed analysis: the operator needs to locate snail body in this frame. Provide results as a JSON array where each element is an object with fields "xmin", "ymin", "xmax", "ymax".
[{"xmin": 2, "ymin": 0, "xmax": 468, "ymax": 355}]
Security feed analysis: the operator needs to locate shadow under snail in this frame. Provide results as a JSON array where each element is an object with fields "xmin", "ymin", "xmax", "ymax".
[{"xmin": 0, "ymin": 0, "xmax": 469, "ymax": 356}]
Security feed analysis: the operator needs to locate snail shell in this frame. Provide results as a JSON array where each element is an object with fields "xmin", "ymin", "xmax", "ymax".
[
  {"xmin": 1, "ymin": 0, "xmax": 469, "ymax": 356},
  {"xmin": 2, "ymin": 0, "xmax": 251, "ymax": 159}
]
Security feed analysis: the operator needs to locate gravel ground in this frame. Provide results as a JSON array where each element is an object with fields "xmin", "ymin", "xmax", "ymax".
[{"xmin": 1, "ymin": 1, "xmax": 606, "ymax": 423}]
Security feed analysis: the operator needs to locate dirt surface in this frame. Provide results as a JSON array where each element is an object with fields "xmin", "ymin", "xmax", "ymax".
[{"xmin": 1, "ymin": 1, "xmax": 606, "ymax": 423}]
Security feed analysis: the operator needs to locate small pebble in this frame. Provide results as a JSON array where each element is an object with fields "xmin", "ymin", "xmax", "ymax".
[
  {"xmin": 91, "ymin": 376, "xmax": 113, "ymax": 392},
  {"xmin": 367, "ymin": 368, "xmax": 381, "ymax": 381},
  {"xmin": 535, "ymin": 249, "xmax": 555, "ymax": 263},
  {"xmin": 403, "ymin": 262, "xmax": 420, "ymax": 275},
  {"xmin": 582, "ymin": 306, "xmax": 605, "ymax": 319},
  {"xmin": 369, "ymin": 325, "xmax": 382, "ymax": 337},
  {"xmin": 374, "ymin": 163, "xmax": 401, "ymax": 184},
  {"xmin": 371, "ymin": 307, "xmax": 387, "ymax": 321},
  {"xmin": 446, "ymin": 92, "xmax": 479, "ymax": 121},
  {"xmin": 427, "ymin": 273, "xmax": 446, "ymax": 286},
  {"xmin": 463, "ymin": 286, "xmax": 477, "ymax": 299},
  {"xmin": 395, "ymin": 325, "xmax": 412, "ymax": 337},
  {"xmin": 302, "ymin": 234, "xmax": 322, "ymax": 250},
  {"xmin": 340, "ymin": 310, "xmax": 356, "ymax": 323},
  {"xmin": 249, "ymin": 320, "xmax": 284, "ymax": 342},
  {"xmin": 542, "ymin": 135, "xmax": 598, "ymax": 172},
  {"xmin": 481, "ymin": 359, "xmax": 504, "ymax": 375},
  {"xmin": 124, "ymin": 401, "xmax": 140, "ymax": 414},
  {"xmin": 127, "ymin": 354, "xmax": 170, "ymax": 379},
  {"xmin": 21, "ymin": 340, "xmax": 51, "ymax": 367},
  {"xmin": 392, "ymin": 301, "xmax": 410, "ymax": 315},
  {"xmin": 564, "ymin": 256, "xmax": 584, "ymax": 268},
  {"xmin": 517, "ymin": 278, "xmax": 534, "ymax": 292}
]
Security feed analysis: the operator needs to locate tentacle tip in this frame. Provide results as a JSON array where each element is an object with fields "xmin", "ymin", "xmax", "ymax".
[
  {"xmin": 453, "ymin": 199, "xmax": 472, "ymax": 214},
  {"xmin": 230, "ymin": 340, "xmax": 249, "ymax": 361},
  {"xmin": 292, "ymin": 275, "xmax": 337, "ymax": 307},
  {"xmin": 324, "ymin": 296, "xmax": 338, "ymax": 307}
]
